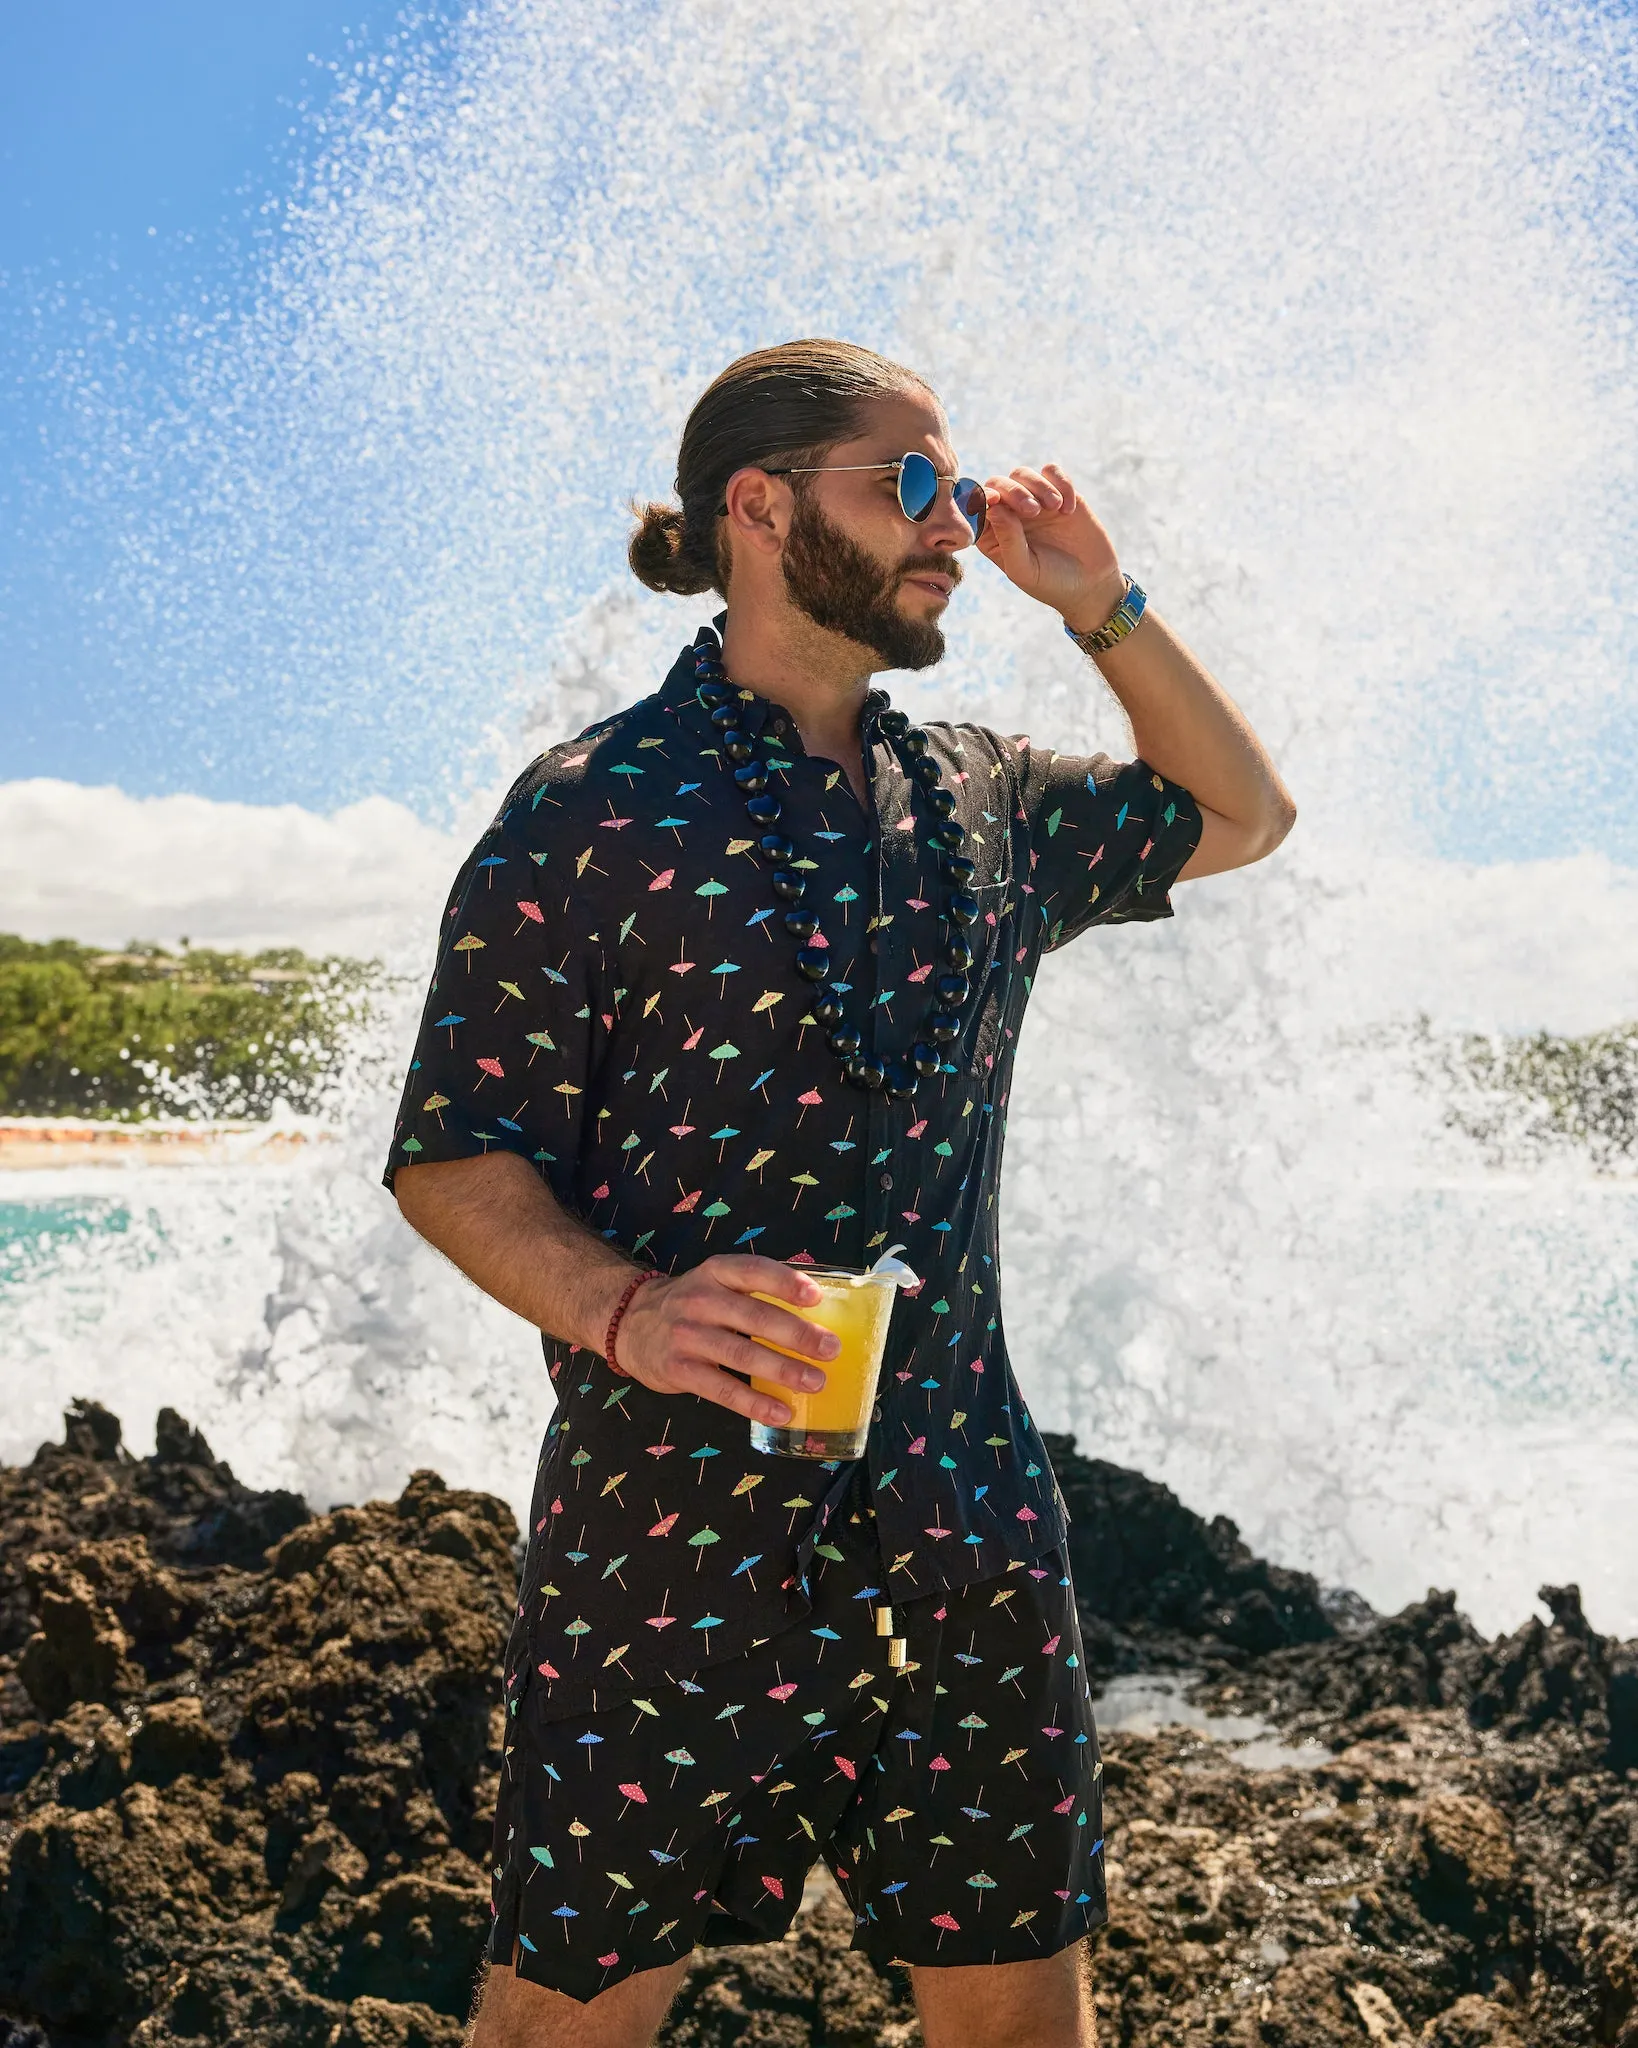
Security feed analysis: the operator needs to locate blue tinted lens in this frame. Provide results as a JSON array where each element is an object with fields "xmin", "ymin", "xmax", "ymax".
[
  {"xmin": 952, "ymin": 478, "xmax": 987, "ymax": 540},
  {"xmin": 897, "ymin": 451, "xmax": 939, "ymax": 522}
]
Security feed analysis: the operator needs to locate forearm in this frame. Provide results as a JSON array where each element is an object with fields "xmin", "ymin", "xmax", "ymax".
[
  {"xmin": 394, "ymin": 1152, "xmax": 634, "ymax": 1353},
  {"xmin": 1066, "ymin": 600, "xmax": 1294, "ymax": 847}
]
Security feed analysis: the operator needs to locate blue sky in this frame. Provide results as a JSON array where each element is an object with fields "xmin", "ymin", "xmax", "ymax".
[
  {"xmin": 0, "ymin": 3, "xmax": 444, "ymax": 791},
  {"xmin": 2, "ymin": 0, "xmax": 1634, "ymax": 865}
]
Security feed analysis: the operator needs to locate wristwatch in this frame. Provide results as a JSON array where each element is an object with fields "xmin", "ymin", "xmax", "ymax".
[{"xmin": 1063, "ymin": 576, "xmax": 1147, "ymax": 654}]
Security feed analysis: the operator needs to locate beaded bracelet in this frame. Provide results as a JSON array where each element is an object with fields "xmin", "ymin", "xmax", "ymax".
[
  {"xmin": 604, "ymin": 1269, "xmax": 662, "ymax": 1379},
  {"xmin": 1064, "ymin": 575, "xmax": 1148, "ymax": 654}
]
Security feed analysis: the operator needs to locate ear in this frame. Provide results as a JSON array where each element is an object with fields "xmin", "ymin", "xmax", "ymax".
[{"xmin": 721, "ymin": 466, "xmax": 794, "ymax": 565}]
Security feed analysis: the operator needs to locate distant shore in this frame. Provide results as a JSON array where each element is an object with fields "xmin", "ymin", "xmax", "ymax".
[{"xmin": 0, "ymin": 1116, "xmax": 333, "ymax": 1170}]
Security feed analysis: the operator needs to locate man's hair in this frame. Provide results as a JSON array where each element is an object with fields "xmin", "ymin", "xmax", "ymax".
[{"xmin": 628, "ymin": 339, "xmax": 932, "ymax": 598}]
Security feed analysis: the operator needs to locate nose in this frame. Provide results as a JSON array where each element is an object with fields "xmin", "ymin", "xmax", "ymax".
[{"xmin": 919, "ymin": 484, "xmax": 978, "ymax": 553}]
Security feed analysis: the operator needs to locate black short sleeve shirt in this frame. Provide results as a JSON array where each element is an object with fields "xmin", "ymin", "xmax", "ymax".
[{"xmin": 385, "ymin": 630, "xmax": 1202, "ymax": 1720}]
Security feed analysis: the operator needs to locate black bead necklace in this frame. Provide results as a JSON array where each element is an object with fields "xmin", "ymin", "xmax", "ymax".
[{"xmin": 692, "ymin": 630, "xmax": 980, "ymax": 1103}]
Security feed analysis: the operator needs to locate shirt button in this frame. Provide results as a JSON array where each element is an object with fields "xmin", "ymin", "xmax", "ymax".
[
  {"xmin": 878, "ymin": 1172, "xmax": 893, "ymax": 1191},
  {"xmin": 872, "ymin": 1402, "xmax": 883, "ymax": 1423}
]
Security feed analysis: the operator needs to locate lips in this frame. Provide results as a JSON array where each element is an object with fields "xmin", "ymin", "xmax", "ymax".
[{"xmin": 902, "ymin": 573, "xmax": 954, "ymax": 599}]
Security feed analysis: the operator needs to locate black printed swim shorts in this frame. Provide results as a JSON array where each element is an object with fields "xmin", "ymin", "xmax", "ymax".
[{"xmin": 487, "ymin": 1487, "xmax": 1106, "ymax": 2002}]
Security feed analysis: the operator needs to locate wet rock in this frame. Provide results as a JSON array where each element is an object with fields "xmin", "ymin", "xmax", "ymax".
[
  {"xmin": 16, "ymin": 1559, "xmax": 144, "ymax": 1719},
  {"xmin": 1040, "ymin": 1433, "xmax": 1341, "ymax": 1671},
  {"xmin": 0, "ymin": 1404, "xmax": 512, "ymax": 2048},
  {"xmin": 2, "ymin": 1408, "xmax": 1635, "ymax": 2048},
  {"xmin": 1406, "ymin": 1795, "xmax": 1530, "ymax": 1955},
  {"xmin": 1418, "ymin": 1994, "xmax": 1528, "ymax": 2045}
]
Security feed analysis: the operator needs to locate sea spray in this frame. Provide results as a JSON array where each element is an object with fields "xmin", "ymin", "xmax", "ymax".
[{"xmin": 3, "ymin": 0, "xmax": 1636, "ymax": 1633}]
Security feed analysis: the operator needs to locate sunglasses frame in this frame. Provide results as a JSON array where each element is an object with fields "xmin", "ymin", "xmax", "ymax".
[{"xmin": 762, "ymin": 451, "xmax": 987, "ymax": 540}]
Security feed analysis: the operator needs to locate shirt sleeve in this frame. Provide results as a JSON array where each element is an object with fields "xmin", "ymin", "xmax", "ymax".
[
  {"xmin": 1019, "ymin": 745, "xmax": 1203, "ymax": 954},
  {"xmin": 382, "ymin": 798, "xmax": 596, "ymax": 1194}
]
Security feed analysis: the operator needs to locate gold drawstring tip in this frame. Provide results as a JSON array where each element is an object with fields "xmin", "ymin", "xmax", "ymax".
[
  {"xmin": 875, "ymin": 1606, "xmax": 894, "ymax": 1637},
  {"xmin": 888, "ymin": 1637, "xmax": 908, "ymax": 1669}
]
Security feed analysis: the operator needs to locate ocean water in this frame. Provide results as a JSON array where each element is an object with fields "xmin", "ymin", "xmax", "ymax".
[{"xmin": 4, "ymin": 0, "xmax": 1637, "ymax": 1637}]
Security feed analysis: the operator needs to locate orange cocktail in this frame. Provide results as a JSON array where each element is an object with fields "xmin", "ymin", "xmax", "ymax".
[{"xmin": 748, "ymin": 1266, "xmax": 900, "ymax": 1461}]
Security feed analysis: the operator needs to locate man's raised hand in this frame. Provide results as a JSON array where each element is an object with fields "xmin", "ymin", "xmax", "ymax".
[
  {"xmin": 613, "ymin": 1254, "xmax": 839, "ymax": 1425},
  {"xmin": 976, "ymin": 462, "xmax": 1127, "ymax": 633}
]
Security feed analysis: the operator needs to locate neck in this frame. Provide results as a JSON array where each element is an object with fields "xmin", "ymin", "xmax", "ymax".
[{"xmin": 718, "ymin": 600, "xmax": 877, "ymax": 774}]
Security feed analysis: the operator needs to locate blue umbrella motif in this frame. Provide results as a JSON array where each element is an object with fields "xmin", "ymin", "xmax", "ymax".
[
  {"xmin": 552, "ymin": 1905, "xmax": 579, "ymax": 1942},
  {"xmin": 881, "ymin": 1879, "xmax": 910, "ymax": 1914},
  {"xmin": 833, "ymin": 883, "xmax": 859, "ymax": 923},
  {"xmin": 577, "ymin": 1731, "xmax": 604, "ymax": 1768},
  {"xmin": 690, "ymin": 1445, "xmax": 720, "ymax": 1484},
  {"xmin": 432, "ymin": 1013, "xmax": 465, "ymax": 1048}
]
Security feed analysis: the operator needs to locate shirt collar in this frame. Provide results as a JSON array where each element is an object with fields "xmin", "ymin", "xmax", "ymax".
[{"xmin": 657, "ymin": 618, "xmax": 893, "ymax": 758}]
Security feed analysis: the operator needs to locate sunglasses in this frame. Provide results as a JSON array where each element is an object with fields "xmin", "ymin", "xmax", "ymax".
[{"xmin": 765, "ymin": 451, "xmax": 987, "ymax": 540}]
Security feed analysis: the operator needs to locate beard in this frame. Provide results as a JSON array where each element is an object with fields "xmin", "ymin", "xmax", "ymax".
[{"xmin": 779, "ymin": 493, "xmax": 961, "ymax": 671}]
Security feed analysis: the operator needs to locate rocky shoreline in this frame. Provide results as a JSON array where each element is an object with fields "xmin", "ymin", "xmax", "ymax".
[{"xmin": 1, "ymin": 1406, "xmax": 1633, "ymax": 2047}]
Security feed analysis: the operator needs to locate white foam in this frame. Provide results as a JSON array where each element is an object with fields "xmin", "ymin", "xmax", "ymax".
[{"xmin": 6, "ymin": 0, "xmax": 1638, "ymax": 1643}]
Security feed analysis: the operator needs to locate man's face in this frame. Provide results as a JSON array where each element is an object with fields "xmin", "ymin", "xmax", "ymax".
[{"xmin": 778, "ymin": 390, "xmax": 976, "ymax": 671}]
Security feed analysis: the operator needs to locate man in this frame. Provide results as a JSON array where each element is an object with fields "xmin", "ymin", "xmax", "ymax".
[{"xmin": 387, "ymin": 339, "xmax": 1293, "ymax": 2046}]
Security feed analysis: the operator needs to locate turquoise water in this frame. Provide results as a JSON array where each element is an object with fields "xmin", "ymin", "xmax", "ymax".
[{"xmin": 0, "ymin": 1197, "xmax": 131, "ymax": 1288}]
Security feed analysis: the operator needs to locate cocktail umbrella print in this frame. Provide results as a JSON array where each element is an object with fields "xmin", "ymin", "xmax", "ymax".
[
  {"xmin": 568, "ymin": 1819, "xmax": 590, "ymax": 1860},
  {"xmin": 564, "ymin": 1618, "xmax": 591, "ymax": 1657},
  {"xmin": 930, "ymin": 1910, "xmax": 961, "ymax": 1951},
  {"xmin": 1002, "ymin": 1746, "xmax": 1030, "ymax": 1775},
  {"xmin": 928, "ymin": 1832, "xmax": 953, "ymax": 1865},
  {"xmin": 617, "ymin": 1783, "xmax": 647, "ymax": 1821},
  {"xmin": 577, "ymin": 1731, "xmax": 604, "ymax": 1769},
  {"xmin": 664, "ymin": 1747, "xmax": 696, "ymax": 1788},
  {"xmin": 883, "ymin": 1806, "xmax": 914, "ymax": 1841},
  {"xmin": 514, "ymin": 900, "xmax": 544, "ymax": 937},
  {"xmin": 882, "ymin": 1879, "xmax": 909, "ymax": 1914},
  {"xmin": 695, "ymin": 879, "xmax": 727, "ymax": 918},
  {"xmin": 708, "ymin": 1041, "xmax": 739, "ymax": 1080},
  {"xmin": 554, "ymin": 1081, "xmax": 583, "ymax": 1117},
  {"xmin": 526, "ymin": 1845, "xmax": 554, "ymax": 1884},
  {"xmin": 702, "ymin": 1199, "xmax": 731, "ymax": 1239},
  {"xmin": 495, "ymin": 979, "xmax": 524, "ymax": 1011},
  {"xmin": 553, "ymin": 1905, "xmax": 579, "ymax": 1942},
  {"xmin": 790, "ymin": 1171, "xmax": 819, "ymax": 1209},
  {"xmin": 928, "ymin": 1755, "xmax": 952, "ymax": 1788},
  {"xmin": 783, "ymin": 1495, "xmax": 812, "ymax": 1535},
  {"xmin": 795, "ymin": 1088, "xmax": 822, "ymax": 1126},
  {"xmin": 422, "ymin": 1092, "xmax": 449, "ymax": 1127},
  {"xmin": 525, "ymin": 1029, "xmax": 556, "ymax": 1065},
  {"xmin": 474, "ymin": 1056, "xmax": 504, "ymax": 1090},
  {"xmin": 628, "ymin": 1698, "xmax": 659, "ymax": 1734},
  {"xmin": 1006, "ymin": 1822, "xmax": 1036, "ymax": 1858},
  {"xmin": 453, "ymin": 933, "xmax": 485, "ymax": 970},
  {"xmin": 959, "ymin": 1713, "xmax": 988, "ymax": 1751},
  {"xmin": 688, "ymin": 1527, "xmax": 719, "ymax": 1571},
  {"xmin": 432, "ymin": 1013, "xmax": 464, "ymax": 1047},
  {"xmin": 690, "ymin": 1445, "xmax": 720, "ymax": 1485},
  {"xmin": 966, "ymin": 1871, "xmax": 996, "ymax": 1912}
]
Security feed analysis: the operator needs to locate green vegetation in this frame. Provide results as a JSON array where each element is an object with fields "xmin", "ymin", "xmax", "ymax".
[
  {"xmin": 0, "ymin": 935, "xmax": 379, "ymax": 1121},
  {"xmin": 1441, "ymin": 1022, "xmax": 1638, "ymax": 1169}
]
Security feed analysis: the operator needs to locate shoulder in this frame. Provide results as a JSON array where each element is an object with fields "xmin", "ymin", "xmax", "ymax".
[
  {"xmin": 489, "ymin": 693, "xmax": 669, "ymax": 837},
  {"xmin": 913, "ymin": 719, "xmax": 1038, "ymax": 804}
]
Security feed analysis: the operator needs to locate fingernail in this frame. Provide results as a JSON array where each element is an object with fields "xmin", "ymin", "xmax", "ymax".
[
  {"xmin": 802, "ymin": 1369, "xmax": 826, "ymax": 1392},
  {"xmin": 769, "ymin": 1404, "xmax": 792, "ymax": 1426},
  {"xmin": 823, "ymin": 1334, "xmax": 842, "ymax": 1357}
]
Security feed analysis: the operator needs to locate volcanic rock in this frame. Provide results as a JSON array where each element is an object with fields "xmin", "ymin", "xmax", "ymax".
[{"xmin": 0, "ymin": 1412, "xmax": 1634, "ymax": 2047}]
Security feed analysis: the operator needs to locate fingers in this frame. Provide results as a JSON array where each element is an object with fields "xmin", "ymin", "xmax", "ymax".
[
  {"xmin": 707, "ymin": 1253, "xmax": 822, "ymax": 1306},
  {"xmin": 666, "ymin": 1355, "xmax": 796, "ymax": 1427},
  {"xmin": 983, "ymin": 466, "xmax": 1075, "ymax": 519}
]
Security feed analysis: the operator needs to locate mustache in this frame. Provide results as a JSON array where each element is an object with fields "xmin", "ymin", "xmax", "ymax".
[{"xmin": 896, "ymin": 552, "xmax": 964, "ymax": 587}]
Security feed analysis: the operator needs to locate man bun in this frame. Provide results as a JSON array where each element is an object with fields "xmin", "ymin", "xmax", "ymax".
[
  {"xmin": 627, "ymin": 500, "xmax": 718, "ymax": 596},
  {"xmin": 627, "ymin": 339, "xmax": 933, "ymax": 601}
]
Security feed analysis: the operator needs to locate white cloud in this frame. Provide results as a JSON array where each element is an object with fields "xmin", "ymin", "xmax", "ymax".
[{"xmin": 0, "ymin": 778, "xmax": 470, "ymax": 960}]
